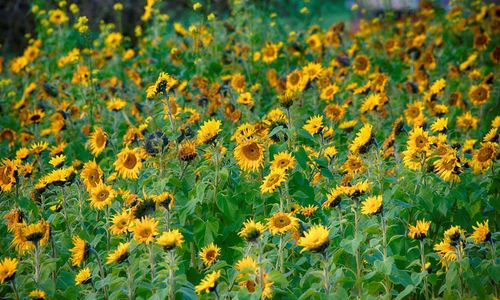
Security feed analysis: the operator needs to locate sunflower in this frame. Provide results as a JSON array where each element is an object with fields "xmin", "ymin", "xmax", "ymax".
[
  {"xmin": 349, "ymin": 123, "xmax": 373, "ymax": 154},
  {"xmin": 238, "ymin": 219, "xmax": 266, "ymax": 242},
  {"xmin": 114, "ymin": 147, "xmax": 143, "ymax": 179},
  {"xmin": 456, "ymin": 111, "xmax": 479, "ymax": 130},
  {"xmin": 106, "ymin": 242, "xmax": 130, "ymax": 264},
  {"xmin": 88, "ymin": 127, "xmax": 107, "ymax": 156},
  {"xmin": 322, "ymin": 186, "xmax": 346, "ymax": 208},
  {"xmin": 199, "ymin": 243, "xmax": 221, "ymax": 267},
  {"xmin": 433, "ymin": 152, "xmax": 461, "ymax": 182},
  {"xmin": 404, "ymin": 102, "xmax": 425, "ymax": 127},
  {"xmin": 286, "ymin": 69, "xmax": 307, "ymax": 93},
  {"xmin": 29, "ymin": 289, "xmax": 47, "ymax": 299},
  {"xmin": 231, "ymin": 73, "xmax": 246, "ymax": 93},
  {"xmin": 352, "ymin": 54, "xmax": 371, "ymax": 75},
  {"xmin": 80, "ymin": 160, "xmax": 103, "ymax": 191},
  {"xmin": 469, "ymin": 84, "xmax": 490, "ymax": 105},
  {"xmin": 132, "ymin": 216, "xmax": 159, "ymax": 245},
  {"xmin": 483, "ymin": 127, "xmax": 498, "ymax": 142},
  {"xmin": 234, "ymin": 138, "xmax": 264, "ymax": 172},
  {"xmin": 407, "ymin": 127, "xmax": 430, "ymax": 153},
  {"xmin": 89, "ymin": 183, "xmax": 116, "ymax": 209},
  {"xmin": 339, "ymin": 119, "xmax": 358, "ymax": 131},
  {"xmin": 23, "ymin": 220, "xmax": 50, "ymax": 245},
  {"xmin": 303, "ymin": 62, "xmax": 323, "ymax": 81},
  {"xmin": 0, "ymin": 159, "xmax": 17, "ymax": 192},
  {"xmin": 0, "ymin": 257, "xmax": 18, "ymax": 283},
  {"xmin": 197, "ymin": 119, "xmax": 222, "ymax": 145},
  {"xmin": 195, "ymin": 270, "xmax": 221, "ymax": 295},
  {"xmin": 69, "ymin": 236, "xmax": 90, "ymax": 267},
  {"xmin": 4, "ymin": 208, "xmax": 23, "ymax": 232},
  {"xmin": 324, "ymin": 104, "xmax": 345, "ymax": 122},
  {"xmin": 109, "ymin": 209, "xmax": 132, "ymax": 235},
  {"xmin": 347, "ymin": 180, "xmax": 370, "ymax": 198},
  {"xmin": 341, "ymin": 155, "xmax": 365, "ymax": 175},
  {"xmin": 430, "ymin": 118, "xmax": 448, "ymax": 133},
  {"xmin": 260, "ymin": 168, "xmax": 286, "ymax": 194},
  {"xmin": 157, "ymin": 229, "xmax": 184, "ymax": 250},
  {"xmin": 471, "ymin": 220, "xmax": 490, "ymax": 244},
  {"xmin": 303, "ymin": 115, "xmax": 324, "ymax": 136},
  {"xmin": 106, "ymin": 98, "xmax": 127, "ymax": 111},
  {"xmin": 434, "ymin": 240, "xmax": 458, "ymax": 266},
  {"xmin": 320, "ymin": 84, "xmax": 339, "ymax": 101},
  {"xmin": 75, "ymin": 267, "xmax": 91, "ymax": 285},
  {"xmin": 270, "ymin": 151, "xmax": 296, "ymax": 172},
  {"xmin": 360, "ymin": 93, "xmax": 381, "ymax": 113},
  {"xmin": 49, "ymin": 9, "xmax": 68, "ymax": 24},
  {"xmin": 300, "ymin": 205, "xmax": 318, "ymax": 217},
  {"xmin": 28, "ymin": 108, "xmax": 45, "ymax": 124},
  {"xmin": 408, "ymin": 220, "xmax": 431, "ymax": 240},
  {"xmin": 470, "ymin": 142, "xmax": 497, "ymax": 173},
  {"xmin": 361, "ymin": 195, "xmax": 383, "ymax": 215},
  {"xmin": 236, "ymin": 256, "xmax": 258, "ymax": 287},
  {"xmin": 298, "ymin": 225, "xmax": 329, "ymax": 253},
  {"xmin": 262, "ymin": 43, "xmax": 279, "ymax": 64},
  {"xmin": 148, "ymin": 72, "xmax": 178, "ymax": 97},
  {"xmin": 267, "ymin": 212, "xmax": 298, "ymax": 235},
  {"xmin": 49, "ymin": 154, "xmax": 66, "ymax": 167},
  {"xmin": 237, "ymin": 92, "xmax": 254, "ymax": 107}
]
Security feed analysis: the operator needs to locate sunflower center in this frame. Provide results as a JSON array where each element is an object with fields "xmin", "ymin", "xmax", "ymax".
[
  {"xmin": 408, "ymin": 107, "xmax": 420, "ymax": 118},
  {"xmin": 415, "ymin": 135, "xmax": 428, "ymax": 149},
  {"xmin": 123, "ymin": 153, "xmax": 137, "ymax": 169},
  {"xmin": 264, "ymin": 46, "xmax": 275, "ymax": 57},
  {"xmin": 139, "ymin": 228, "xmax": 152, "ymax": 238},
  {"xmin": 275, "ymin": 216, "xmax": 290, "ymax": 227},
  {"xmin": 96, "ymin": 133, "xmax": 106, "ymax": 147},
  {"xmin": 473, "ymin": 87, "xmax": 487, "ymax": 101},
  {"xmin": 289, "ymin": 73, "xmax": 300, "ymax": 85},
  {"xmin": 478, "ymin": 147, "xmax": 493, "ymax": 162},
  {"xmin": 97, "ymin": 190, "xmax": 109, "ymax": 201},
  {"xmin": 206, "ymin": 250, "xmax": 216, "ymax": 260},
  {"xmin": 355, "ymin": 57, "xmax": 368, "ymax": 70},
  {"xmin": 243, "ymin": 143, "xmax": 260, "ymax": 160}
]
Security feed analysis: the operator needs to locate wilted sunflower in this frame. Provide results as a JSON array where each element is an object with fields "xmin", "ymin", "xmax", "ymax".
[
  {"xmin": 109, "ymin": 209, "xmax": 132, "ymax": 235},
  {"xmin": 199, "ymin": 243, "xmax": 221, "ymax": 267},
  {"xmin": 303, "ymin": 115, "xmax": 324, "ymax": 136},
  {"xmin": 298, "ymin": 224, "xmax": 329, "ymax": 252},
  {"xmin": 157, "ymin": 229, "xmax": 184, "ymax": 250},
  {"xmin": 106, "ymin": 242, "xmax": 130, "ymax": 264},
  {"xmin": 178, "ymin": 140, "xmax": 198, "ymax": 161},
  {"xmin": 132, "ymin": 216, "xmax": 159, "ymax": 245},
  {"xmin": 238, "ymin": 219, "xmax": 266, "ymax": 242},
  {"xmin": 0, "ymin": 257, "xmax": 18, "ymax": 283},
  {"xmin": 29, "ymin": 289, "xmax": 47, "ymax": 299},
  {"xmin": 89, "ymin": 183, "xmax": 116, "ymax": 209},
  {"xmin": 197, "ymin": 119, "xmax": 222, "ymax": 145},
  {"xmin": 408, "ymin": 220, "xmax": 431, "ymax": 240},
  {"xmin": 80, "ymin": 160, "xmax": 103, "ymax": 191},
  {"xmin": 195, "ymin": 270, "xmax": 221, "ymax": 295},
  {"xmin": 69, "ymin": 236, "xmax": 90, "ymax": 267},
  {"xmin": 88, "ymin": 127, "xmax": 107, "ymax": 156},
  {"xmin": 114, "ymin": 147, "xmax": 143, "ymax": 179},
  {"xmin": 3, "ymin": 208, "xmax": 24, "ymax": 231},
  {"xmin": 361, "ymin": 195, "xmax": 383, "ymax": 215},
  {"xmin": 260, "ymin": 168, "xmax": 286, "ymax": 194},
  {"xmin": 267, "ymin": 212, "xmax": 298, "ymax": 235},
  {"xmin": 471, "ymin": 220, "xmax": 490, "ymax": 244},
  {"xmin": 234, "ymin": 138, "xmax": 264, "ymax": 172},
  {"xmin": 75, "ymin": 267, "xmax": 91, "ymax": 285},
  {"xmin": 470, "ymin": 142, "xmax": 497, "ymax": 173},
  {"xmin": 349, "ymin": 123, "xmax": 373, "ymax": 153},
  {"xmin": 0, "ymin": 159, "xmax": 17, "ymax": 192}
]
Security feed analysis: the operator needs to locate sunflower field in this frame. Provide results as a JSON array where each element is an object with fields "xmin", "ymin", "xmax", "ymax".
[{"xmin": 0, "ymin": 0, "xmax": 499, "ymax": 299}]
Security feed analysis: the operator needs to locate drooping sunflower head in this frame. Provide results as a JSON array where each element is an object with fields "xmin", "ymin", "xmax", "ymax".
[
  {"xmin": 75, "ymin": 267, "xmax": 91, "ymax": 285},
  {"xmin": 267, "ymin": 212, "xmax": 298, "ymax": 235},
  {"xmin": 260, "ymin": 168, "xmax": 286, "ymax": 194},
  {"xmin": 70, "ymin": 236, "xmax": 90, "ymax": 267},
  {"xmin": 298, "ymin": 224, "xmax": 330, "ymax": 253},
  {"xmin": 361, "ymin": 195, "xmax": 383, "ymax": 216},
  {"xmin": 408, "ymin": 220, "xmax": 431, "ymax": 240},
  {"xmin": 444, "ymin": 225, "xmax": 465, "ymax": 245},
  {"xmin": 4, "ymin": 208, "xmax": 24, "ymax": 232},
  {"xmin": 80, "ymin": 160, "xmax": 103, "ymax": 191},
  {"xmin": 195, "ymin": 270, "xmax": 221, "ymax": 295},
  {"xmin": 178, "ymin": 140, "xmax": 198, "ymax": 162},
  {"xmin": 197, "ymin": 119, "xmax": 222, "ymax": 145},
  {"xmin": 234, "ymin": 138, "xmax": 264, "ymax": 172},
  {"xmin": 157, "ymin": 229, "xmax": 184, "ymax": 250},
  {"xmin": 89, "ymin": 183, "xmax": 116, "ymax": 210},
  {"xmin": 23, "ymin": 220, "xmax": 50, "ymax": 245},
  {"xmin": 88, "ymin": 127, "xmax": 107, "ymax": 157},
  {"xmin": 132, "ymin": 216, "xmax": 159, "ymax": 245},
  {"xmin": 471, "ymin": 220, "xmax": 490, "ymax": 244},
  {"xmin": 238, "ymin": 219, "xmax": 266, "ymax": 242},
  {"xmin": 199, "ymin": 243, "xmax": 221, "ymax": 267},
  {"xmin": 349, "ymin": 123, "xmax": 373, "ymax": 154},
  {"xmin": 153, "ymin": 72, "xmax": 178, "ymax": 95},
  {"xmin": 114, "ymin": 147, "xmax": 143, "ymax": 179},
  {"xmin": 0, "ymin": 257, "xmax": 18, "ymax": 284},
  {"xmin": 106, "ymin": 242, "xmax": 130, "ymax": 264}
]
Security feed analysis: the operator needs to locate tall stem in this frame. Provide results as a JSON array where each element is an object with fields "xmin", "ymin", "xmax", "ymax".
[
  {"xmin": 381, "ymin": 212, "xmax": 391, "ymax": 297},
  {"xmin": 34, "ymin": 242, "xmax": 41, "ymax": 283},
  {"xmin": 127, "ymin": 261, "xmax": 135, "ymax": 300},
  {"xmin": 276, "ymin": 235, "xmax": 285, "ymax": 273},
  {"xmin": 322, "ymin": 252, "xmax": 331, "ymax": 295},
  {"xmin": 491, "ymin": 240, "xmax": 496, "ymax": 265},
  {"xmin": 92, "ymin": 248, "xmax": 109, "ymax": 300},
  {"xmin": 167, "ymin": 251, "xmax": 176, "ymax": 300},
  {"xmin": 354, "ymin": 199, "xmax": 362, "ymax": 297},
  {"xmin": 10, "ymin": 279, "xmax": 20, "ymax": 300},
  {"xmin": 148, "ymin": 244, "xmax": 156, "ymax": 292},
  {"xmin": 420, "ymin": 239, "xmax": 429, "ymax": 299}
]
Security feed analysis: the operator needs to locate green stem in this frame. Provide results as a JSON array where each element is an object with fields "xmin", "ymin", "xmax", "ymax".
[
  {"xmin": 10, "ymin": 279, "xmax": 20, "ymax": 300},
  {"xmin": 34, "ymin": 242, "xmax": 41, "ymax": 284},
  {"xmin": 127, "ymin": 261, "xmax": 134, "ymax": 300},
  {"xmin": 91, "ymin": 248, "xmax": 109, "ymax": 300},
  {"xmin": 420, "ymin": 239, "xmax": 429, "ymax": 299},
  {"xmin": 167, "ymin": 251, "xmax": 176, "ymax": 300},
  {"xmin": 149, "ymin": 244, "xmax": 156, "ymax": 292},
  {"xmin": 354, "ymin": 199, "xmax": 362, "ymax": 297},
  {"xmin": 322, "ymin": 252, "xmax": 331, "ymax": 295}
]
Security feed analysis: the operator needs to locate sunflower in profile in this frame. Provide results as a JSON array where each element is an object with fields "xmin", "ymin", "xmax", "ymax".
[
  {"xmin": 260, "ymin": 168, "xmax": 286, "ymax": 194},
  {"xmin": 456, "ymin": 111, "xmax": 479, "ymax": 130},
  {"xmin": 470, "ymin": 142, "xmax": 497, "ymax": 173},
  {"xmin": 303, "ymin": 115, "xmax": 324, "ymax": 136},
  {"xmin": 114, "ymin": 147, "xmax": 143, "ymax": 179},
  {"xmin": 270, "ymin": 151, "xmax": 296, "ymax": 172},
  {"xmin": 23, "ymin": 220, "xmax": 50, "ymax": 246},
  {"xmin": 0, "ymin": 257, "xmax": 18, "ymax": 283},
  {"xmin": 430, "ymin": 118, "xmax": 448, "ymax": 133},
  {"xmin": 408, "ymin": 220, "xmax": 431, "ymax": 240},
  {"xmin": 433, "ymin": 152, "xmax": 461, "ymax": 182},
  {"xmin": 0, "ymin": 159, "xmax": 17, "ymax": 192},
  {"xmin": 109, "ymin": 209, "xmax": 132, "ymax": 235},
  {"xmin": 4, "ymin": 208, "xmax": 24, "ymax": 232},
  {"xmin": 80, "ymin": 160, "xmax": 103, "ymax": 191},
  {"xmin": 341, "ymin": 155, "xmax": 365, "ymax": 175},
  {"xmin": 195, "ymin": 270, "xmax": 221, "ymax": 295},
  {"xmin": 349, "ymin": 123, "xmax": 373, "ymax": 154},
  {"xmin": 132, "ymin": 216, "xmax": 159, "ymax": 245},
  {"xmin": 323, "ymin": 186, "xmax": 346, "ymax": 208},
  {"xmin": 199, "ymin": 243, "xmax": 221, "ymax": 267},
  {"xmin": 352, "ymin": 54, "xmax": 371, "ymax": 75},
  {"xmin": 69, "ymin": 236, "xmax": 90, "ymax": 267},
  {"xmin": 234, "ymin": 138, "xmax": 264, "ymax": 172},
  {"xmin": 75, "ymin": 267, "xmax": 91, "ymax": 285},
  {"xmin": 106, "ymin": 242, "xmax": 130, "ymax": 264},
  {"xmin": 298, "ymin": 224, "xmax": 329, "ymax": 253},
  {"xmin": 149, "ymin": 72, "xmax": 178, "ymax": 97},
  {"xmin": 89, "ymin": 183, "xmax": 116, "ymax": 209},
  {"xmin": 49, "ymin": 154, "xmax": 65, "ymax": 167},
  {"xmin": 238, "ymin": 219, "xmax": 266, "ymax": 242},
  {"xmin": 157, "ymin": 229, "xmax": 184, "ymax": 250},
  {"xmin": 29, "ymin": 289, "xmax": 47, "ymax": 299},
  {"xmin": 360, "ymin": 93, "xmax": 380, "ymax": 113},
  {"xmin": 197, "ymin": 119, "xmax": 222, "ymax": 145},
  {"xmin": 88, "ymin": 127, "xmax": 107, "ymax": 156},
  {"xmin": 267, "ymin": 212, "xmax": 298, "ymax": 235},
  {"xmin": 361, "ymin": 195, "xmax": 383, "ymax": 216},
  {"xmin": 471, "ymin": 220, "xmax": 490, "ymax": 244}
]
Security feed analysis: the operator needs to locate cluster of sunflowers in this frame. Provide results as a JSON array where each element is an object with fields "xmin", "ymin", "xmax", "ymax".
[{"xmin": 0, "ymin": 0, "xmax": 498, "ymax": 299}]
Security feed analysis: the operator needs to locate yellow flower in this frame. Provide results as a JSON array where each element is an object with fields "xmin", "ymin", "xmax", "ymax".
[
  {"xmin": 106, "ymin": 98, "xmax": 127, "ymax": 111},
  {"xmin": 157, "ymin": 229, "xmax": 184, "ymax": 250},
  {"xmin": 341, "ymin": 154, "xmax": 365, "ymax": 175},
  {"xmin": 197, "ymin": 119, "xmax": 222, "ymax": 145},
  {"xmin": 470, "ymin": 142, "xmax": 497, "ymax": 173},
  {"xmin": 352, "ymin": 54, "xmax": 371, "ymax": 75},
  {"xmin": 298, "ymin": 224, "xmax": 330, "ymax": 252},
  {"xmin": 80, "ymin": 160, "xmax": 103, "ymax": 191},
  {"xmin": 105, "ymin": 32, "xmax": 123, "ymax": 49},
  {"xmin": 237, "ymin": 92, "xmax": 254, "ymax": 107},
  {"xmin": 69, "ymin": 236, "xmax": 90, "ymax": 267},
  {"xmin": 238, "ymin": 219, "xmax": 266, "ymax": 242},
  {"xmin": 270, "ymin": 151, "xmax": 296, "ymax": 171},
  {"xmin": 199, "ymin": 243, "xmax": 221, "ymax": 267},
  {"xmin": 88, "ymin": 127, "xmax": 107, "ymax": 156},
  {"xmin": 109, "ymin": 209, "xmax": 132, "ymax": 235},
  {"xmin": 469, "ymin": 84, "xmax": 490, "ymax": 105},
  {"xmin": 114, "ymin": 147, "xmax": 143, "ymax": 179},
  {"xmin": 471, "ymin": 220, "xmax": 490, "ymax": 244},
  {"xmin": 49, "ymin": 9, "xmax": 68, "ymax": 24},
  {"xmin": 178, "ymin": 140, "xmax": 198, "ymax": 162},
  {"xmin": 430, "ymin": 118, "xmax": 448, "ymax": 133},
  {"xmin": 49, "ymin": 154, "xmax": 66, "ymax": 167},
  {"xmin": 75, "ymin": 267, "xmax": 91, "ymax": 285},
  {"xmin": 132, "ymin": 216, "xmax": 159, "ymax": 245},
  {"xmin": 349, "ymin": 123, "xmax": 373, "ymax": 154},
  {"xmin": 260, "ymin": 168, "xmax": 286, "ymax": 194},
  {"xmin": 433, "ymin": 152, "xmax": 461, "ymax": 182},
  {"xmin": 300, "ymin": 205, "xmax": 318, "ymax": 217},
  {"xmin": 361, "ymin": 195, "xmax": 383, "ymax": 215},
  {"xmin": 29, "ymin": 289, "xmax": 47, "ymax": 299},
  {"xmin": 262, "ymin": 43, "xmax": 279, "ymax": 64},
  {"xmin": 89, "ymin": 183, "xmax": 116, "ymax": 209},
  {"xmin": 408, "ymin": 220, "xmax": 431, "ymax": 240},
  {"xmin": 0, "ymin": 159, "xmax": 17, "ymax": 192},
  {"xmin": 22, "ymin": 220, "xmax": 50, "ymax": 245},
  {"xmin": 234, "ymin": 138, "xmax": 264, "ymax": 172},
  {"xmin": 303, "ymin": 115, "xmax": 324, "ymax": 135},
  {"xmin": 106, "ymin": 242, "xmax": 130, "ymax": 264},
  {"xmin": 0, "ymin": 257, "xmax": 18, "ymax": 283},
  {"xmin": 195, "ymin": 270, "xmax": 221, "ymax": 295},
  {"xmin": 267, "ymin": 212, "xmax": 298, "ymax": 235}
]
